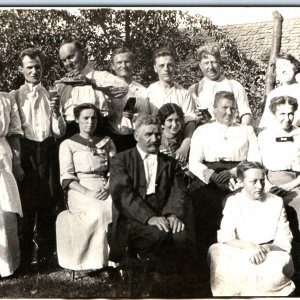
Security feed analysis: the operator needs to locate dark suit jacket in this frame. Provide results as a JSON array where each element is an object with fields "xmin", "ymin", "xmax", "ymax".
[{"xmin": 108, "ymin": 146, "xmax": 188, "ymax": 262}]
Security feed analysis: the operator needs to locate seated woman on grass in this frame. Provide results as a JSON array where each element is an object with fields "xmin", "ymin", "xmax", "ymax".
[{"xmin": 208, "ymin": 160, "xmax": 295, "ymax": 296}]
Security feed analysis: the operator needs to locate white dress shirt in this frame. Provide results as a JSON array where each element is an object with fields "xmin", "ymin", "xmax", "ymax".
[
  {"xmin": 218, "ymin": 190, "xmax": 292, "ymax": 253},
  {"xmin": 258, "ymin": 125, "xmax": 300, "ymax": 172},
  {"xmin": 188, "ymin": 75, "xmax": 252, "ymax": 120},
  {"xmin": 147, "ymin": 81, "xmax": 195, "ymax": 123},
  {"xmin": 10, "ymin": 83, "xmax": 65, "ymax": 142},
  {"xmin": 137, "ymin": 145, "xmax": 157, "ymax": 195},
  {"xmin": 57, "ymin": 65, "xmax": 128, "ymax": 122},
  {"xmin": 189, "ymin": 121, "xmax": 261, "ymax": 184}
]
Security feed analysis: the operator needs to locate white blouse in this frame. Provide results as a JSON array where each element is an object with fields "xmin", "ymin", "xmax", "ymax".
[
  {"xmin": 0, "ymin": 92, "xmax": 23, "ymax": 138},
  {"xmin": 218, "ymin": 190, "xmax": 292, "ymax": 253},
  {"xmin": 189, "ymin": 121, "xmax": 261, "ymax": 184},
  {"xmin": 258, "ymin": 125, "xmax": 300, "ymax": 172}
]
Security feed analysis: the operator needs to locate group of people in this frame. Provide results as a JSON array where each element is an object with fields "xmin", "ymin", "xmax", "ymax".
[{"xmin": 1, "ymin": 39, "xmax": 300, "ymax": 297}]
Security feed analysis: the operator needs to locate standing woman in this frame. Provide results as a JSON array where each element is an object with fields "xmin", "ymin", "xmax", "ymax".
[
  {"xmin": 259, "ymin": 53, "xmax": 300, "ymax": 130},
  {"xmin": 0, "ymin": 93, "xmax": 23, "ymax": 277},
  {"xmin": 56, "ymin": 103, "xmax": 116, "ymax": 272}
]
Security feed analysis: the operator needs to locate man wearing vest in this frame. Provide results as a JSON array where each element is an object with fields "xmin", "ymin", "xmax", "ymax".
[{"xmin": 189, "ymin": 43, "xmax": 252, "ymax": 126}]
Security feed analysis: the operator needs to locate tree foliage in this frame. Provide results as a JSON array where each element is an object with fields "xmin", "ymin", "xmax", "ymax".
[{"xmin": 0, "ymin": 8, "xmax": 266, "ymax": 119}]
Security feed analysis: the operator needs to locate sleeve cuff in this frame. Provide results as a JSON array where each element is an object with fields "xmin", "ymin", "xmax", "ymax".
[{"xmin": 62, "ymin": 179, "xmax": 75, "ymax": 190}]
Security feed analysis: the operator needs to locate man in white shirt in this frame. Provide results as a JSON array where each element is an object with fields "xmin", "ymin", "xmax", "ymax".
[
  {"xmin": 109, "ymin": 47, "xmax": 150, "ymax": 151},
  {"xmin": 189, "ymin": 90, "xmax": 260, "ymax": 255},
  {"xmin": 57, "ymin": 40, "xmax": 129, "ymax": 140},
  {"xmin": 189, "ymin": 43, "xmax": 252, "ymax": 126},
  {"xmin": 11, "ymin": 48, "xmax": 66, "ymax": 272},
  {"xmin": 109, "ymin": 115, "xmax": 198, "ymax": 297},
  {"xmin": 147, "ymin": 47, "xmax": 196, "ymax": 163}
]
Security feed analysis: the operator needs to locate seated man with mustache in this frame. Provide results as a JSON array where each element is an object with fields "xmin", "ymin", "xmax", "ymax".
[{"xmin": 109, "ymin": 115, "xmax": 198, "ymax": 297}]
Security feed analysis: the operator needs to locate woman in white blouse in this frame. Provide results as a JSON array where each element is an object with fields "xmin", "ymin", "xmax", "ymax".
[
  {"xmin": 188, "ymin": 91, "xmax": 261, "ymax": 255},
  {"xmin": 208, "ymin": 161, "xmax": 295, "ymax": 296},
  {"xmin": 259, "ymin": 53, "xmax": 300, "ymax": 130},
  {"xmin": 56, "ymin": 103, "xmax": 116, "ymax": 275},
  {"xmin": 258, "ymin": 95, "xmax": 300, "ymax": 229}
]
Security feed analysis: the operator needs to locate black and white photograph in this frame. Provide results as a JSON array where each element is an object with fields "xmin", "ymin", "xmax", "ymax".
[{"xmin": 0, "ymin": 5, "xmax": 300, "ymax": 298}]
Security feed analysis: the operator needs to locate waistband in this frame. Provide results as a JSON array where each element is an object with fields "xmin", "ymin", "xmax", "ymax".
[
  {"xmin": 77, "ymin": 172, "xmax": 108, "ymax": 179},
  {"xmin": 203, "ymin": 160, "xmax": 240, "ymax": 171},
  {"xmin": 21, "ymin": 136, "xmax": 54, "ymax": 145}
]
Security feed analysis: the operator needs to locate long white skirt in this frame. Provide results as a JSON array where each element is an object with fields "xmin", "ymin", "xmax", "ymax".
[
  {"xmin": 56, "ymin": 177, "xmax": 112, "ymax": 271},
  {"xmin": 208, "ymin": 243, "xmax": 295, "ymax": 296},
  {"xmin": 0, "ymin": 138, "xmax": 22, "ymax": 277}
]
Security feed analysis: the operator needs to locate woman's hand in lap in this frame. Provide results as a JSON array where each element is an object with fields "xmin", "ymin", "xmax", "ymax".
[
  {"xmin": 245, "ymin": 242, "xmax": 269, "ymax": 265},
  {"xmin": 85, "ymin": 188, "xmax": 103, "ymax": 200}
]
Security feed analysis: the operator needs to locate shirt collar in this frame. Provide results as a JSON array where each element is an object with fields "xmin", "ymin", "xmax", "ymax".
[
  {"xmin": 204, "ymin": 74, "xmax": 225, "ymax": 84},
  {"xmin": 215, "ymin": 120, "xmax": 230, "ymax": 129},
  {"xmin": 136, "ymin": 145, "xmax": 157, "ymax": 160},
  {"xmin": 26, "ymin": 82, "xmax": 42, "ymax": 92}
]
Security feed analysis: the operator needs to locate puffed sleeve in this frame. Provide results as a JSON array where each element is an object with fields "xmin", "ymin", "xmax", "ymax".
[
  {"xmin": 59, "ymin": 139, "xmax": 78, "ymax": 189},
  {"xmin": 246, "ymin": 126, "xmax": 261, "ymax": 163},
  {"xmin": 217, "ymin": 195, "xmax": 238, "ymax": 243},
  {"xmin": 258, "ymin": 91, "xmax": 274, "ymax": 129},
  {"xmin": 6, "ymin": 93, "xmax": 23, "ymax": 137},
  {"xmin": 189, "ymin": 126, "xmax": 214, "ymax": 184},
  {"xmin": 273, "ymin": 201, "xmax": 293, "ymax": 253},
  {"xmin": 230, "ymin": 79, "xmax": 252, "ymax": 118}
]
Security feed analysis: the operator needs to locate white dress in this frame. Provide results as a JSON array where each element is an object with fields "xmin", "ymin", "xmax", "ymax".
[
  {"xmin": 56, "ymin": 134, "xmax": 115, "ymax": 270},
  {"xmin": 0, "ymin": 92, "xmax": 23, "ymax": 277},
  {"xmin": 208, "ymin": 190, "xmax": 295, "ymax": 296}
]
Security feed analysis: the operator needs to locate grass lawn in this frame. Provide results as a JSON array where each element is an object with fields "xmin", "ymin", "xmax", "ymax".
[
  {"xmin": 0, "ymin": 260, "xmax": 298, "ymax": 298},
  {"xmin": 0, "ymin": 266, "xmax": 130, "ymax": 298},
  {"xmin": 0, "ymin": 263, "xmax": 212, "ymax": 298}
]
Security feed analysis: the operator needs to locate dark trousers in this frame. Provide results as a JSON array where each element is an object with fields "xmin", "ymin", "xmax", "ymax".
[
  {"xmin": 189, "ymin": 161, "xmax": 239, "ymax": 254},
  {"xmin": 128, "ymin": 221, "xmax": 197, "ymax": 274},
  {"xmin": 18, "ymin": 137, "xmax": 61, "ymax": 264},
  {"xmin": 127, "ymin": 195, "xmax": 198, "ymax": 276}
]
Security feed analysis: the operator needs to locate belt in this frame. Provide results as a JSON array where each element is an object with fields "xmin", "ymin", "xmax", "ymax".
[
  {"xmin": 77, "ymin": 172, "xmax": 108, "ymax": 179},
  {"xmin": 203, "ymin": 160, "xmax": 240, "ymax": 172}
]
